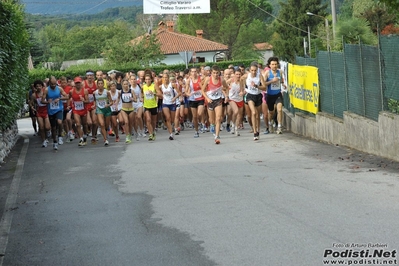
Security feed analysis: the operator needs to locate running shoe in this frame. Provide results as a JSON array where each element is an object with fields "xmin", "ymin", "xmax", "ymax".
[
  {"xmin": 53, "ymin": 143, "xmax": 58, "ymax": 150},
  {"xmin": 78, "ymin": 139, "xmax": 84, "ymax": 146},
  {"xmin": 236, "ymin": 130, "xmax": 240, "ymax": 136},
  {"xmin": 115, "ymin": 136, "xmax": 120, "ymax": 142},
  {"xmin": 125, "ymin": 135, "xmax": 131, "ymax": 144},
  {"xmin": 269, "ymin": 122, "xmax": 274, "ymax": 133},
  {"xmin": 180, "ymin": 122, "xmax": 185, "ymax": 131},
  {"xmin": 83, "ymin": 137, "xmax": 87, "ymax": 146},
  {"xmin": 194, "ymin": 131, "xmax": 199, "ymax": 138},
  {"xmin": 203, "ymin": 126, "xmax": 209, "ymax": 132},
  {"xmin": 136, "ymin": 134, "xmax": 139, "ymax": 141},
  {"xmin": 108, "ymin": 129, "xmax": 115, "ymax": 136},
  {"xmin": 254, "ymin": 132, "xmax": 259, "ymax": 141},
  {"xmin": 148, "ymin": 134, "xmax": 154, "ymax": 141},
  {"xmin": 104, "ymin": 140, "xmax": 109, "ymax": 146},
  {"xmin": 226, "ymin": 124, "xmax": 231, "ymax": 133},
  {"xmin": 263, "ymin": 128, "xmax": 270, "ymax": 134},
  {"xmin": 215, "ymin": 136, "xmax": 221, "ymax": 144},
  {"xmin": 169, "ymin": 135, "xmax": 174, "ymax": 140},
  {"xmin": 91, "ymin": 138, "xmax": 97, "ymax": 144},
  {"xmin": 276, "ymin": 127, "xmax": 282, "ymax": 134},
  {"xmin": 58, "ymin": 136, "xmax": 64, "ymax": 145},
  {"xmin": 210, "ymin": 124, "xmax": 215, "ymax": 134},
  {"xmin": 42, "ymin": 141, "xmax": 47, "ymax": 148}
]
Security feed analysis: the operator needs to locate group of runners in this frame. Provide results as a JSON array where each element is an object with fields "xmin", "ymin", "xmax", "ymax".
[{"xmin": 27, "ymin": 56, "xmax": 286, "ymax": 150}]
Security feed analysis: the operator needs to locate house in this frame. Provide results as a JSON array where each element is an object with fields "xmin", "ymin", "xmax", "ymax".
[
  {"xmin": 254, "ymin": 42, "xmax": 273, "ymax": 65},
  {"xmin": 133, "ymin": 21, "xmax": 229, "ymax": 65}
]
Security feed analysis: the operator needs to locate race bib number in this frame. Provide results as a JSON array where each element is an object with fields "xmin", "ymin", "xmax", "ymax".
[
  {"xmin": 271, "ymin": 82, "xmax": 280, "ymax": 90},
  {"xmin": 88, "ymin": 94, "xmax": 94, "ymax": 103},
  {"xmin": 250, "ymin": 86, "xmax": 259, "ymax": 93},
  {"xmin": 207, "ymin": 89, "xmax": 222, "ymax": 100},
  {"xmin": 110, "ymin": 105, "xmax": 117, "ymax": 112},
  {"xmin": 193, "ymin": 91, "xmax": 202, "ymax": 99},
  {"xmin": 122, "ymin": 94, "xmax": 131, "ymax": 102},
  {"xmin": 97, "ymin": 100, "xmax": 106, "ymax": 108},
  {"xmin": 145, "ymin": 92, "xmax": 154, "ymax": 100},
  {"xmin": 50, "ymin": 100, "xmax": 60, "ymax": 110},
  {"xmin": 164, "ymin": 91, "xmax": 172, "ymax": 98},
  {"xmin": 74, "ymin": 101, "xmax": 84, "ymax": 111}
]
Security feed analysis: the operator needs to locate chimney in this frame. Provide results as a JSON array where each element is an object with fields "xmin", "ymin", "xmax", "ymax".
[
  {"xmin": 158, "ymin": 21, "xmax": 166, "ymax": 31},
  {"xmin": 196, "ymin": 30, "xmax": 203, "ymax": 39},
  {"xmin": 166, "ymin": 21, "xmax": 174, "ymax": 32}
]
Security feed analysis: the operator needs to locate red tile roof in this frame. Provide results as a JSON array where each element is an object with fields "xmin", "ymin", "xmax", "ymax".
[
  {"xmin": 131, "ymin": 21, "xmax": 228, "ymax": 55},
  {"xmin": 254, "ymin": 42, "xmax": 273, "ymax": 50}
]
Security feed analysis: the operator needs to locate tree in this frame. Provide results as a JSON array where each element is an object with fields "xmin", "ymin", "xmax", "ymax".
[
  {"xmin": 339, "ymin": 0, "xmax": 354, "ymax": 20},
  {"xmin": 272, "ymin": 0, "xmax": 327, "ymax": 61},
  {"xmin": 336, "ymin": 17, "xmax": 377, "ymax": 45},
  {"xmin": 352, "ymin": 0, "xmax": 375, "ymax": 18},
  {"xmin": 376, "ymin": 0, "xmax": 399, "ymax": 12},
  {"xmin": 177, "ymin": 0, "xmax": 273, "ymax": 60},
  {"xmin": 359, "ymin": 4, "xmax": 396, "ymax": 34},
  {"xmin": 104, "ymin": 32, "xmax": 165, "ymax": 67},
  {"xmin": 232, "ymin": 19, "xmax": 269, "ymax": 60}
]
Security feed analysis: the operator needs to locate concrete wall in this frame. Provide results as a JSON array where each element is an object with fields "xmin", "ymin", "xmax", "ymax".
[{"xmin": 283, "ymin": 110, "xmax": 399, "ymax": 161}]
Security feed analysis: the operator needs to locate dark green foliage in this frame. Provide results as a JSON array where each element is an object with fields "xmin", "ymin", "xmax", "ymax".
[
  {"xmin": 272, "ymin": 0, "xmax": 327, "ymax": 61},
  {"xmin": 177, "ymin": 0, "xmax": 273, "ymax": 60},
  {"xmin": 0, "ymin": 1, "xmax": 30, "ymax": 130}
]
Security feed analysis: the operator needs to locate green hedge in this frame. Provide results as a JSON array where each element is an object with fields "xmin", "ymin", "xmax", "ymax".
[
  {"xmin": 28, "ymin": 60, "xmax": 256, "ymax": 85},
  {"xmin": 0, "ymin": 1, "xmax": 29, "ymax": 130}
]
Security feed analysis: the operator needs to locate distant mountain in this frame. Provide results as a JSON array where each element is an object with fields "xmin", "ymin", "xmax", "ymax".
[{"xmin": 21, "ymin": 0, "xmax": 143, "ymax": 15}]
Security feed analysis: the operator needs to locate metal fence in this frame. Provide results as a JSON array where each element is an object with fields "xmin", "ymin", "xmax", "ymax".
[{"xmin": 290, "ymin": 35, "xmax": 399, "ymax": 121}]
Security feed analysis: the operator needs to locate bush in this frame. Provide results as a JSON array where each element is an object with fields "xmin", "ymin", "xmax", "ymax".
[
  {"xmin": 0, "ymin": 1, "xmax": 30, "ymax": 130},
  {"xmin": 28, "ymin": 59, "xmax": 257, "ymax": 84},
  {"xmin": 388, "ymin": 99, "xmax": 399, "ymax": 113}
]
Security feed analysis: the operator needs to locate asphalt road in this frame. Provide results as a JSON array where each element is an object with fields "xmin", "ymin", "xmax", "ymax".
[{"xmin": 1, "ymin": 117, "xmax": 398, "ymax": 266}]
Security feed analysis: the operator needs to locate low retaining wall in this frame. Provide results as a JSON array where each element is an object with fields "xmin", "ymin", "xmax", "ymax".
[
  {"xmin": 0, "ymin": 121, "xmax": 19, "ymax": 165},
  {"xmin": 283, "ymin": 110, "xmax": 399, "ymax": 161}
]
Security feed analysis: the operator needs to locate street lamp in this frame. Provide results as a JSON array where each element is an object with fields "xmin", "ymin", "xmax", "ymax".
[{"xmin": 306, "ymin": 11, "xmax": 330, "ymax": 50}]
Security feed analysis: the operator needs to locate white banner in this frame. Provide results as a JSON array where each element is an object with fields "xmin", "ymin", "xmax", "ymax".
[{"xmin": 143, "ymin": 0, "xmax": 210, "ymax": 14}]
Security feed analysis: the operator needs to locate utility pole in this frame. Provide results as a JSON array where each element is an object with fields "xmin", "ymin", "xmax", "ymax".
[{"xmin": 331, "ymin": 0, "xmax": 337, "ymax": 42}]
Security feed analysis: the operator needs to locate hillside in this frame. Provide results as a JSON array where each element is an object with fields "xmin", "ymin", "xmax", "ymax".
[
  {"xmin": 21, "ymin": 0, "xmax": 142, "ymax": 15},
  {"xmin": 22, "ymin": 0, "xmax": 343, "ymax": 16}
]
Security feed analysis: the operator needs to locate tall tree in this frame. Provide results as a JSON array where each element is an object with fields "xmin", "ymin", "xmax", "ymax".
[
  {"xmin": 359, "ymin": 3, "xmax": 396, "ymax": 34},
  {"xmin": 378, "ymin": 0, "xmax": 399, "ymax": 11},
  {"xmin": 272, "ymin": 0, "xmax": 327, "ymax": 61},
  {"xmin": 104, "ymin": 32, "xmax": 165, "ymax": 66},
  {"xmin": 177, "ymin": 0, "xmax": 273, "ymax": 60}
]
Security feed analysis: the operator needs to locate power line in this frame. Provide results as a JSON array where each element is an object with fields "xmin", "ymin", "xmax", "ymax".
[{"xmin": 246, "ymin": 0, "xmax": 322, "ymax": 39}]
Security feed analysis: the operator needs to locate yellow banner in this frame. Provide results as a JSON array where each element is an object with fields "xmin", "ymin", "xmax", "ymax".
[{"xmin": 288, "ymin": 63, "xmax": 319, "ymax": 114}]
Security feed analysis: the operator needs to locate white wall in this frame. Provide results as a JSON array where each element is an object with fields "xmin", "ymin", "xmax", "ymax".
[{"xmin": 161, "ymin": 51, "xmax": 221, "ymax": 66}]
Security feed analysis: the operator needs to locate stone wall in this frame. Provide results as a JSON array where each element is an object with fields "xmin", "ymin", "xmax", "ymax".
[
  {"xmin": 283, "ymin": 110, "xmax": 399, "ymax": 161},
  {"xmin": 0, "ymin": 121, "xmax": 19, "ymax": 165}
]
